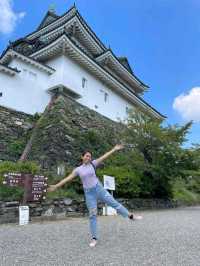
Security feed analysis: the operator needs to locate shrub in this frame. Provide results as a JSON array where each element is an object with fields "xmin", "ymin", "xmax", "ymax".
[
  {"xmin": 97, "ymin": 165, "xmax": 141, "ymax": 198},
  {"xmin": 172, "ymin": 178, "xmax": 200, "ymax": 204},
  {"xmin": 7, "ymin": 140, "xmax": 26, "ymax": 158}
]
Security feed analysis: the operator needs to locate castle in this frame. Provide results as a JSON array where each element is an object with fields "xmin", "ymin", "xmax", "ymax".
[{"xmin": 0, "ymin": 5, "xmax": 164, "ymax": 122}]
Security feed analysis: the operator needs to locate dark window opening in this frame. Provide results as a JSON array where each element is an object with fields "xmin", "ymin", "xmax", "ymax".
[
  {"xmin": 82, "ymin": 77, "xmax": 87, "ymax": 88},
  {"xmin": 104, "ymin": 92, "xmax": 109, "ymax": 103}
]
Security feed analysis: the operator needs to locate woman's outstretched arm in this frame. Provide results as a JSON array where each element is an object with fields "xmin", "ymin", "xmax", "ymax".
[
  {"xmin": 95, "ymin": 144, "xmax": 124, "ymax": 165},
  {"xmin": 47, "ymin": 170, "xmax": 77, "ymax": 192}
]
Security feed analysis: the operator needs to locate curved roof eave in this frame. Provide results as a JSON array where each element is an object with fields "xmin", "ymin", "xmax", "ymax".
[
  {"xmin": 96, "ymin": 49, "xmax": 149, "ymax": 90},
  {"xmin": 0, "ymin": 49, "xmax": 55, "ymax": 74}
]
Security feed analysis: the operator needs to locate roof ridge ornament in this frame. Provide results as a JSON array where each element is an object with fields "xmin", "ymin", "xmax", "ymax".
[{"xmin": 48, "ymin": 3, "xmax": 56, "ymax": 14}]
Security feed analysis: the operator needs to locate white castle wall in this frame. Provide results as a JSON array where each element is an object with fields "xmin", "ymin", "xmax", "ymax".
[
  {"xmin": 0, "ymin": 58, "xmax": 51, "ymax": 114},
  {"xmin": 0, "ymin": 54, "xmax": 134, "ymax": 121},
  {"xmin": 47, "ymin": 55, "xmax": 133, "ymax": 121}
]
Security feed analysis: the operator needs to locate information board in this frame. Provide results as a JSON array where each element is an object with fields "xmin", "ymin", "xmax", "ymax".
[
  {"xmin": 19, "ymin": 206, "xmax": 29, "ymax": 225},
  {"xmin": 3, "ymin": 173, "xmax": 48, "ymax": 202},
  {"xmin": 103, "ymin": 175, "xmax": 115, "ymax": 191}
]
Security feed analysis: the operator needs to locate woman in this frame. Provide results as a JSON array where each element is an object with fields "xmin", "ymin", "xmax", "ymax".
[{"xmin": 48, "ymin": 144, "xmax": 143, "ymax": 247}]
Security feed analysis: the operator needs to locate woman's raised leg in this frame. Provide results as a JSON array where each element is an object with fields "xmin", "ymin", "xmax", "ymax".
[
  {"xmin": 96, "ymin": 183, "xmax": 129, "ymax": 217},
  {"xmin": 96, "ymin": 182, "xmax": 142, "ymax": 220}
]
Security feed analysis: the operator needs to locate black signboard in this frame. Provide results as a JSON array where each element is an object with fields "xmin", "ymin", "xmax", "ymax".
[{"xmin": 3, "ymin": 173, "xmax": 24, "ymax": 187}]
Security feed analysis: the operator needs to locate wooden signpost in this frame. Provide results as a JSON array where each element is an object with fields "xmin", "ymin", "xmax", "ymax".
[
  {"xmin": 3, "ymin": 173, "xmax": 48, "ymax": 203},
  {"xmin": 2, "ymin": 173, "xmax": 48, "ymax": 225}
]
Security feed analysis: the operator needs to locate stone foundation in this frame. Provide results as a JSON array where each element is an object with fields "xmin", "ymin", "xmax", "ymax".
[
  {"xmin": 0, "ymin": 198, "xmax": 180, "ymax": 224},
  {"xmin": 0, "ymin": 105, "xmax": 34, "ymax": 161}
]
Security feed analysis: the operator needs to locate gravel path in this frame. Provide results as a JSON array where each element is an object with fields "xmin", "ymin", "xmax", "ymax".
[{"xmin": 0, "ymin": 206, "xmax": 200, "ymax": 266}]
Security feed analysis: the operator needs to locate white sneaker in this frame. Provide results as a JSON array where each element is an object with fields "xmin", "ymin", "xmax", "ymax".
[
  {"xmin": 89, "ymin": 239, "xmax": 97, "ymax": 247},
  {"xmin": 129, "ymin": 213, "xmax": 143, "ymax": 220},
  {"xmin": 134, "ymin": 215, "xmax": 143, "ymax": 220}
]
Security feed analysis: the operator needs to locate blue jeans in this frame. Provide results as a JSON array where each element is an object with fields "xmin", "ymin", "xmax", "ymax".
[{"xmin": 84, "ymin": 180, "xmax": 129, "ymax": 240}]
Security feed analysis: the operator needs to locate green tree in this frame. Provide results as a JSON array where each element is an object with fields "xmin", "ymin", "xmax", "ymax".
[{"xmin": 122, "ymin": 110, "xmax": 193, "ymax": 198}]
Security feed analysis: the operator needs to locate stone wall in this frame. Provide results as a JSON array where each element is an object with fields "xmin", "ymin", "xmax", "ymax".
[
  {"xmin": 26, "ymin": 94, "xmax": 124, "ymax": 172},
  {"xmin": 0, "ymin": 95, "xmax": 124, "ymax": 171},
  {"xmin": 0, "ymin": 198, "xmax": 180, "ymax": 224},
  {"xmin": 0, "ymin": 105, "xmax": 34, "ymax": 161}
]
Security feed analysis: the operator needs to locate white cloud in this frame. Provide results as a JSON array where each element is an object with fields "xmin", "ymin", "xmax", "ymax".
[
  {"xmin": 173, "ymin": 87, "xmax": 200, "ymax": 122},
  {"xmin": 0, "ymin": 0, "xmax": 26, "ymax": 35}
]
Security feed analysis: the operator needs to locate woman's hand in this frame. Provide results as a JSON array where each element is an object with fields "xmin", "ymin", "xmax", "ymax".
[
  {"xmin": 47, "ymin": 185, "xmax": 57, "ymax": 192},
  {"xmin": 95, "ymin": 144, "xmax": 124, "ymax": 165},
  {"xmin": 113, "ymin": 144, "xmax": 124, "ymax": 151}
]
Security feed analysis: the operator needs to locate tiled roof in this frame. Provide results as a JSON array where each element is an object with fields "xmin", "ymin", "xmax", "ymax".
[
  {"xmin": 30, "ymin": 33, "xmax": 165, "ymax": 119},
  {"xmin": 37, "ymin": 11, "xmax": 60, "ymax": 30},
  {"xmin": 118, "ymin": 57, "xmax": 133, "ymax": 74}
]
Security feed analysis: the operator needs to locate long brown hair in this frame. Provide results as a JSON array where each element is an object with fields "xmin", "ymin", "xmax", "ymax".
[{"xmin": 77, "ymin": 150, "xmax": 92, "ymax": 166}]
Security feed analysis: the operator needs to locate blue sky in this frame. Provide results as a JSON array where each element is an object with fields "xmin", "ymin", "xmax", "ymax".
[{"xmin": 0, "ymin": 0, "xmax": 200, "ymax": 146}]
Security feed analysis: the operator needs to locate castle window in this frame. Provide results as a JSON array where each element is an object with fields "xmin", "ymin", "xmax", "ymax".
[
  {"xmin": 104, "ymin": 92, "xmax": 109, "ymax": 103},
  {"xmin": 0, "ymin": 92, "xmax": 2, "ymax": 97},
  {"xmin": 126, "ymin": 106, "xmax": 129, "ymax": 114},
  {"xmin": 100, "ymin": 89, "xmax": 109, "ymax": 103},
  {"xmin": 82, "ymin": 77, "xmax": 87, "ymax": 88}
]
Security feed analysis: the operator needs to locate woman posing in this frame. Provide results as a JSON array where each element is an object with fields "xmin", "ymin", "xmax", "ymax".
[{"xmin": 48, "ymin": 144, "xmax": 143, "ymax": 247}]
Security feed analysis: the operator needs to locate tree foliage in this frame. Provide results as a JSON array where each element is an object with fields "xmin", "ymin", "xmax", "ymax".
[{"xmin": 101, "ymin": 109, "xmax": 199, "ymax": 200}]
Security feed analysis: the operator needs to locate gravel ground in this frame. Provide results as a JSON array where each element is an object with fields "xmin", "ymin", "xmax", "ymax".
[{"xmin": 0, "ymin": 206, "xmax": 200, "ymax": 266}]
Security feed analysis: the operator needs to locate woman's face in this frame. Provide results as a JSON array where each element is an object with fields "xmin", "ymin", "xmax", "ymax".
[{"xmin": 82, "ymin": 152, "xmax": 92, "ymax": 164}]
